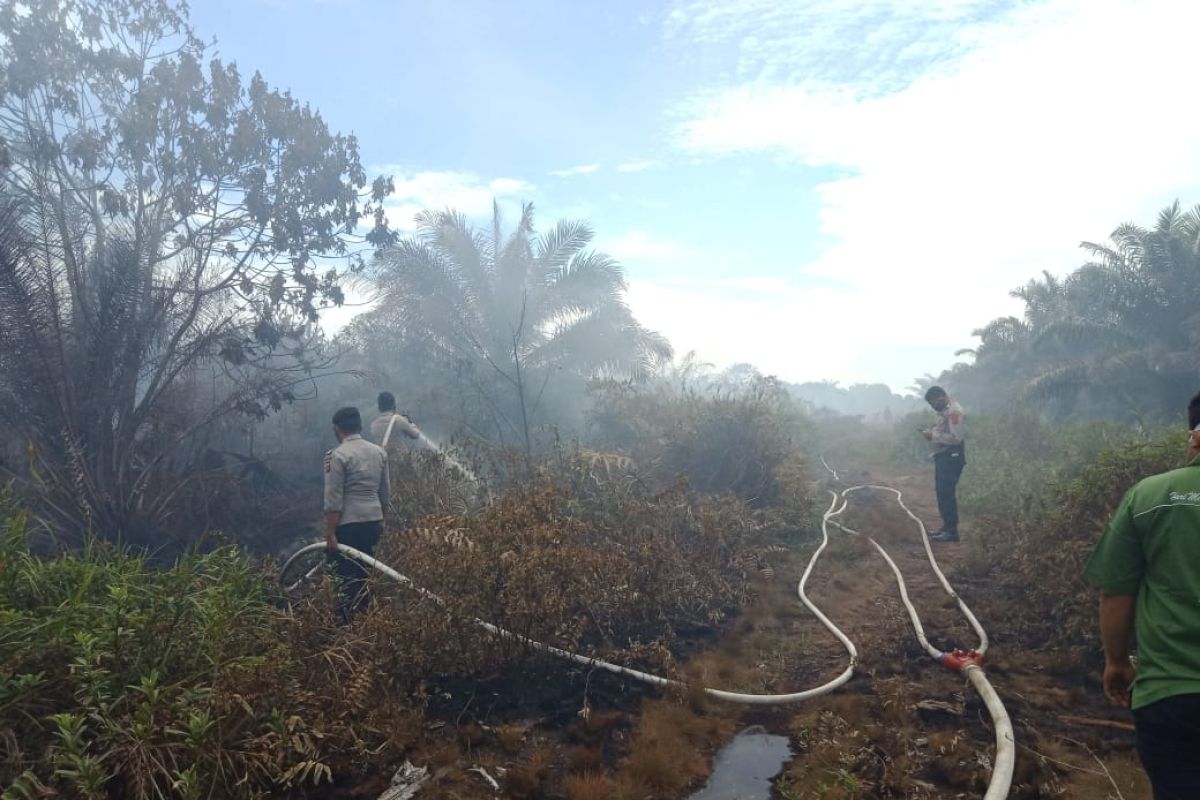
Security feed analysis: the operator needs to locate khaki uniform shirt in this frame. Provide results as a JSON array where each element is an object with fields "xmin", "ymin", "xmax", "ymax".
[
  {"xmin": 323, "ymin": 434, "xmax": 390, "ymax": 524},
  {"xmin": 930, "ymin": 399, "xmax": 966, "ymax": 455},
  {"xmin": 370, "ymin": 412, "xmax": 423, "ymax": 453}
]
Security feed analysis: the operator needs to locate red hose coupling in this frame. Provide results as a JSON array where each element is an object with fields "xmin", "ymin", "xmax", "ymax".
[{"xmin": 938, "ymin": 649, "xmax": 984, "ymax": 673}]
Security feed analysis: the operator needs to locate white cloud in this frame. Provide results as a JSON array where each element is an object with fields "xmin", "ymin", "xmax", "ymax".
[
  {"xmin": 664, "ymin": 0, "xmax": 1007, "ymax": 91},
  {"xmin": 663, "ymin": 0, "xmax": 1200, "ymax": 389},
  {"xmin": 627, "ymin": 275, "xmax": 976, "ymax": 389},
  {"xmin": 371, "ymin": 169, "xmax": 532, "ymax": 231},
  {"xmin": 604, "ymin": 231, "xmax": 697, "ymax": 264},
  {"xmin": 616, "ymin": 159, "xmax": 660, "ymax": 173},
  {"xmin": 489, "ymin": 177, "xmax": 531, "ymax": 194},
  {"xmin": 550, "ymin": 164, "xmax": 601, "ymax": 177}
]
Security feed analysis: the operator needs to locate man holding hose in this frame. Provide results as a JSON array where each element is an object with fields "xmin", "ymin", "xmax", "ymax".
[
  {"xmin": 324, "ymin": 406, "xmax": 390, "ymax": 620},
  {"xmin": 370, "ymin": 391, "xmax": 423, "ymax": 453},
  {"xmin": 1085, "ymin": 391, "xmax": 1200, "ymax": 799}
]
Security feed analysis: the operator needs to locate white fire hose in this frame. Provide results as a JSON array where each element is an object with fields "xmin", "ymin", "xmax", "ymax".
[
  {"xmin": 281, "ymin": 490, "xmax": 858, "ymax": 704},
  {"xmin": 283, "ymin": 449, "xmax": 1014, "ymax": 796},
  {"xmin": 821, "ymin": 465, "xmax": 1014, "ymax": 800}
]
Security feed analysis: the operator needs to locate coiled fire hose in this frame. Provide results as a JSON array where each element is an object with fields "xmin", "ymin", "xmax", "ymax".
[
  {"xmin": 281, "ymin": 490, "xmax": 857, "ymax": 704},
  {"xmin": 821, "ymin": 465, "xmax": 1015, "ymax": 800},
  {"xmin": 283, "ymin": 448, "xmax": 1014, "ymax": 796}
]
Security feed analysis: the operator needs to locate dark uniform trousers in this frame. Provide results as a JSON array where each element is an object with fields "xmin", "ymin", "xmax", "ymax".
[
  {"xmin": 327, "ymin": 520, "xmax": 381, "ymax": 618},
  {"xmin": 933, "ymin": 444, "xmax": 966, "ymax": 534},
  {"xmin": 1134, "ymin": 693, "xmax": 1200, "ymax": 800}
]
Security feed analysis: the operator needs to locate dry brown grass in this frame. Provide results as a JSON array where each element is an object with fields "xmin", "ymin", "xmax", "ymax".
[
  {"xmin": 615, "ymin": 699, "xmax": 734, "ymax": 795},
  {"xmin": 566, "ymin": 744, "xmax": 604, "ymax": 772},
  {"xmin": 377, "ymin": 462, "xmax": 788, "ymax": 681},
  {"xmin": 502, "ymin": 747, "xmax": 554, "ymax": 798},
  {"xmin": 564, "ymin": 772, "xmax": 617, "ymax": 800},
  {"xmin": 496, "ymin": 723, "xmax": 526, "ymax": 755}
]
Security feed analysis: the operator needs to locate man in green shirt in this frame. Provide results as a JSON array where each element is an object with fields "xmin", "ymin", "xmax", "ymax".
[{"xmin": 1084, "ymin": 391, "xmax": 1200, "ymax": 800}]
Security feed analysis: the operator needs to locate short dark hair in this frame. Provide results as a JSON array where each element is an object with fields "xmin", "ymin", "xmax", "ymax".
[
  {"xmin": 1188, "ymin": 391, "xmax": 1200, "ymax": 430},
  {"xmin": 332, "ymin": 406, "xmax": 362, "ymax": 434},
  {"xmin": 924, "ymin": 385, "xmax": 947, "ymax": 403},
  {"xmin": 377, "ymin": 391, "xmax": 396, "ymax": 413}
]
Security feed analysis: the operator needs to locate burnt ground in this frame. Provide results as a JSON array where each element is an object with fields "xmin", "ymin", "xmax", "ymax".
[
  {"xmin": 349, "ymin": 457, "xmax": 1151, "ymax": 799},
  {"xmin": 748, "ymin": 459, "xmax": 1151, "ymax": 800}
]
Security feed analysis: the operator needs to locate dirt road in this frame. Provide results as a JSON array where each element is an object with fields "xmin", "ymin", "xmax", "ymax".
[{"xmin": 713, "ymin": 457, "xmax": 1153, "ymax": 799}]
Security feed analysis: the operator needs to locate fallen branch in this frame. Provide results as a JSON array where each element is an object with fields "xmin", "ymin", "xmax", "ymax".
[
  {"xmin": 469, "ymin": 766, "xmax": 500, "ymax": 792},
  {"xmin": 1017, "ymin": 742, "xmax": 1104, "ymax": 777},
  {"xmin": 1060, "ymin": 714, "xmax": 1135, "ymax": 733},
  {"xmin": 1060, "ymin": 737, "xmax": 1127, "ymax": 800}
]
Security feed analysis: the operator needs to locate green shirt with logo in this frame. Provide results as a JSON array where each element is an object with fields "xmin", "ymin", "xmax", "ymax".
[{"xmin": 1084, "ymin": 459, "xmax": 1200, "ymax": 709}]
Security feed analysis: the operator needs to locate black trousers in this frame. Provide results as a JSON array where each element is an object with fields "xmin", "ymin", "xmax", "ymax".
[
  {"xmin": 933, "ymin": 446, "xmax": 966, "ymax": 533},
  {"xmin": 1134, "ymin": 693, "xmax": 1200, "ymax": 799},
  {"xmin": 327, "ymin": 520, "xmax": 381, "ymax": 618}
]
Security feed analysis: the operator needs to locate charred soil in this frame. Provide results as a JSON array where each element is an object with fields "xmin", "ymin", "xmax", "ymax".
[{"xmin": 331, "ymin": 459, "xmax": 1150, "ymax": 800}]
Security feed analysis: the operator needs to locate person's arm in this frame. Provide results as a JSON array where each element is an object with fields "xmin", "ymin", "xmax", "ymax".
[
  {"xmin": 324, "ymin": 511, "xmax": 341, "ymax": 552},
  {"xmin": 396, "ymin": 415, "xmax": 421, "ymax": 440},
  {"xmin": 323, "ymin": 451, "xmax": 344, "ymax": 552},
  {"xmin": 1099, "ymin": 591, "xmax": 1137, "ymax": 706},
  {"xmin": 1084, "ymin": 488, "xmax": 1144, "ymax": 707},
  {"xmin": 930, "ymin": 408, "xmax": 965, "ymax": 446}
]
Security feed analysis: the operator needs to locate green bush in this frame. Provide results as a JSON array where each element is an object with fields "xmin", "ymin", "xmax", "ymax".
[
  {"xmin": 954, "ymin": 406, "xmax": 1133, "ymax": 521},
  {"xmin": 888, "ymin": 404, "xmax": 1135, "ymax": 522},
  {"xmin": 586, "ymin": 375, "xmax": 815, "ymax": 522},
  {"xmin": 981, "ymin": 433, "xmax": 1183, "ymax": 655},
  {"xmin": 0, "ymin": 497, "xmax": 418, "ymax": 799}
]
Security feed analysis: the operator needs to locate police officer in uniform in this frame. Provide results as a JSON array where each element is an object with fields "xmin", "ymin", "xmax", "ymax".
[
  {"xmin": 324, "ymin": 406, "xmax": 390, "ymax": 617},
  {"xmin": 370, "ymin": 391, "xmax": 423, "ymax": 453}
]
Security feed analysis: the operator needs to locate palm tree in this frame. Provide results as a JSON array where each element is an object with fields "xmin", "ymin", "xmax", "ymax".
[
  {"xmin": 944, "ymin": 201, "xmax": 1200, "ymax": 422},
  {"xmin": 357, "ymin": 203, "xmax": 672, "ymax": 452}
]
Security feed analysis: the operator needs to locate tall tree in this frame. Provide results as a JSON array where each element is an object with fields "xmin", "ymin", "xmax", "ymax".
[
  {"xmin": 942, "ymin": 201, "xmax": 1200, "ymax": 423},
  {"xmin": 354, "ymin": 204, "xmax": 672, "ymax": 453},
  {"xmin": 0, "ymin": 0, "xmax": 394, "ymax": 540}
]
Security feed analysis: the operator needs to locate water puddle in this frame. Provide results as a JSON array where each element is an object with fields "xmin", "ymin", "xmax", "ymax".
[{"xmin": 688, "ymin": 726, "xmax": 793, "ymax": 800}]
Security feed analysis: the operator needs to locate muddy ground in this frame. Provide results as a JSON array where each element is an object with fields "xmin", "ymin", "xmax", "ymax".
[{"xmin": 350, "ymin": 456, "xmax": 1150, "ymax": 799}]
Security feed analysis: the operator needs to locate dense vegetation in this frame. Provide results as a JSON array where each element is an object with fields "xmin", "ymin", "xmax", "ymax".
[
  {"xmin": 3, "ymin": 1, "xmax": 1199, "ymax": 798},
  {"xmin": 937, "ymin": 201, "xmax": 1200, "ymax": 425},
  {"xmin": 0, "ymin": 378, "xmax": 817, "ymax": 797}
]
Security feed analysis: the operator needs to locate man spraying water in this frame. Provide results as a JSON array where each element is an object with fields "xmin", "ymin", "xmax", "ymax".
[{"xmin": 370, "ymin": 391, "xmax": 424, "ymax": 453}]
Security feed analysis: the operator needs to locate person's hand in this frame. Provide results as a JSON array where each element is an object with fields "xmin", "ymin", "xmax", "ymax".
[
  {"xmin": 921, "ymin": 429, "xmax": 933, "ymax": 440},
  {"xmin": 325, "ymin": 532, "xmax": 339, "ymax": 553},
  {"xmin": 1103, "ymin": 657, "xmax": 1136, "ymax": 707}
]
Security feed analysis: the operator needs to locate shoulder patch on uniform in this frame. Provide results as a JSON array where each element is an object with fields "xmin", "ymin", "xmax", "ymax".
[{"xmin": 323, "ymin": 450, "xmax": 333, "ymax": 473}]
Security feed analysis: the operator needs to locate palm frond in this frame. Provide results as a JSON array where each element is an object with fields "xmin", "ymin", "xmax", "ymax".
[
  {"xmin": 533, "ymin": 250, "xmax": 624, "ymax": 326},
  {"xmin": 535, "ymin": 218, "xmax": 593, "ymax": 271},
  {"xmin": 1021, "ymin": 362, "xmax": 1090, "ymax": 402},
  {"xmin": 495, "ymin": 202, "xmax": 535, "ymax": 316},
  {"xmin": 1031, "ymin": 319, "xmax": 1142, "ymax": 356}
]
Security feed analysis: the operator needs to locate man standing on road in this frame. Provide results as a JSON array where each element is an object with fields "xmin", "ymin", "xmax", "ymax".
[
  {"xmin": 1084, "ymin": 391, "xmax": 1200, "ymax": 799},
  {"xmin": 921, "ymin": 386, "xmax": 966, "ymax": 543},
  {"xmin": 370, "ymin": 391, "xmax": 423, "ymax": 453},
  {"xmin": 324, "ymin": 406, "xmax": 390, "ymax": 619}
]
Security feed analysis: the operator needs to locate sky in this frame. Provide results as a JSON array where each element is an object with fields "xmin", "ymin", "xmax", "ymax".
[{"xmin": 190, "ymin": 0, "xmax": 1200, "ymax": 393}]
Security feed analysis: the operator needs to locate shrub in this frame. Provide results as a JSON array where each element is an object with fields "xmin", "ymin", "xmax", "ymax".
[
  {"xmin": 952, "ymin": 406, "xmax": 1132, "ymax": 520},
  {"xmin": 982, "ymin": 433, "xmax": 1182, "ymax": 655},
  {"xmin": 0, "ymin": 496, "xmax": 419, "ymax": 798},
  {"xmin": 382, "ymin": 454, "xmax": 785, "ymax": 675},
  {"xmin": 586, "ymin": 374, "xmax": 815, "ymax": 521}
]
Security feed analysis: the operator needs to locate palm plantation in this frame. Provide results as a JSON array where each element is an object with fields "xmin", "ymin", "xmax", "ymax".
[{"xmin": 942, "ymin": 201, "xmax": 1200, "ymax": 424}]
